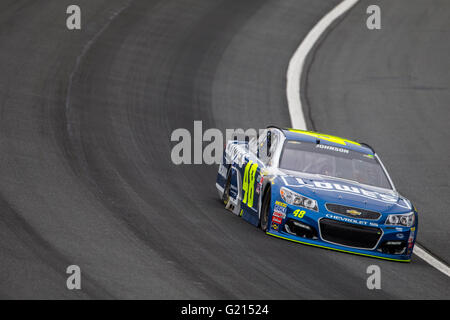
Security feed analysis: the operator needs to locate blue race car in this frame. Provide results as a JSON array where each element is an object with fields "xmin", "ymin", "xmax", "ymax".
[{"xmin": 216, "ymin": 127, "xmax": 418, "ymax": 262}]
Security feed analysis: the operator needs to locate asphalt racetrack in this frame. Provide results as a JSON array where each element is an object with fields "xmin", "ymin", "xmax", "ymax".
[{"xmin": 0, "ymin": 0, "xmax": 449, "ymax": 298}]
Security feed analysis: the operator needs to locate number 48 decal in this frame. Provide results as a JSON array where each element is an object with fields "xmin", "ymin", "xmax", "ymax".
[{"xmin": 242, "ymin": 160, "xmax": 258, "ymax": 208}]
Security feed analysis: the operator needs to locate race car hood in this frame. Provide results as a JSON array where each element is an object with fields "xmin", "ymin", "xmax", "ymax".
[{"xmin": 277, "ymin": 170, "xmax": 412, "ymax": 215}]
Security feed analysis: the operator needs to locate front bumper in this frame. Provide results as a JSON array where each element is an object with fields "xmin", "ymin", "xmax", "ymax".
[{"xmin": 268, "ymin": 202, "xmax": 416, "ymax": 262}]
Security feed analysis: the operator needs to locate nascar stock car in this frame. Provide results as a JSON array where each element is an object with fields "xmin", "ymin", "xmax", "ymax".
[{"xmin": 216, "ymin": 127, "xmax": 418, "ymax": 262}]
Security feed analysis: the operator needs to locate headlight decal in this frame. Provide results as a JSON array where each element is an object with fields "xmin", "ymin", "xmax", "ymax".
[
  {"xmin": 280, "ymin": 187, "xmax": 318, "ymax": 211},
  {"xmin": 385, "ymin": 212, "xmax": 415, "ymax": 227}
]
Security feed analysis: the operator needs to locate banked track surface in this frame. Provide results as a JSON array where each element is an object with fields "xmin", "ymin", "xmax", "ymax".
[{"xmin": 0, "ymin": 0, "xmax": 448, "ymax": 298}]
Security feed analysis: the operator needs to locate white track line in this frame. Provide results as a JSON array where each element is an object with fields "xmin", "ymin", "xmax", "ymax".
[
  {"xmin": 285, "ymin": 0, "xmax": 450, "ymax": 276},
  {"xmin": 413, "ymin": 245, "xmax": 450, "ymax": 277},
  {"xmin": 286, "ymin": 0, "xmax": 359, "ymax": 130}
]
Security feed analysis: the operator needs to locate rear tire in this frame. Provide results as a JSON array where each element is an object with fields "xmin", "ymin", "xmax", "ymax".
[{"xmin": 222, "ymin": 167, "xmax": 232, "ymax": 206}]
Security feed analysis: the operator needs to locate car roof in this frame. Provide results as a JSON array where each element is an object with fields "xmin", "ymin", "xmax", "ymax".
[{"xmin": 279, "ymin": 128, "xmax": 374, "ymax": 154}]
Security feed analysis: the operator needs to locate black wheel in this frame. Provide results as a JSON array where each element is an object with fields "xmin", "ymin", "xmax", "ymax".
[
  {"xmin": 260, "ymin": 188, "xmax": 271, "ymax": 232},
  {"xmin": 222, "ymin": 167, "xmax": 232, "ymax": 205}
]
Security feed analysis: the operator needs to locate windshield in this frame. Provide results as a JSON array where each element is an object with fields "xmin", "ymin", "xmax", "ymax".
[{"xmin": 279, "ymin": 140, "xmax": 392, "ymax": 189}]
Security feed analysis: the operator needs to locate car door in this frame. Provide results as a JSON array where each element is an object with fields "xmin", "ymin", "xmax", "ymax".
[{"xmin": 240, "ymin": 129, "xmax": 277, "ymax": 225}]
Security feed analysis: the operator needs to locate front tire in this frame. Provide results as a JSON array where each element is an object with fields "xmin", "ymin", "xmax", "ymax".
[{"xmin": 260, "ymin": 188, "xmax": 271, "ymax": 232}]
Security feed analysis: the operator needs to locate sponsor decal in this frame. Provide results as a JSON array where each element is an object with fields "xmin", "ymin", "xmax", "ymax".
[
  {"xmin": 255, "ymin": 175, "xmax": 263, "ymax": 194},
  {"xmin": 273, "ymin": 211, "xmax": 285, "ymax": 219},
  {"xmin": 271, "ymin": 223, "xmax": 279, "ymax": 230},
  {"xmin": 311, "ymin": 181, "xmax": 398, "ymax": 203},
  {"xmin": 275, "ymin": 201, "xmax": 287, "ymax": 207},
  {"xmin": 273, "ymin": 204, "xmax": 286, "ymax": 214},
  {"xmin": 272, "ymin": 216, "xmax": 282, "ymax": 224},
  {"xmin": 316, "ymin": 144, "xmax": 349, "ymax": 153},
  {"xmin": 281, "ymin": 175, "xmax": 305, "ymax": 186},
  {"xmin": 325, "ymin": 213, "xmax": 371, "ymax": 226}
]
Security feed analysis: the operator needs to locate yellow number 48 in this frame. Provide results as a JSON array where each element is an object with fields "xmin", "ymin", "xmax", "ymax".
[
  {"xmin": 242, "ymin": 161, "xmax": 258, "ymax": 208},
  {"xmin": 293, "ymin": 209, "xmax": 306, "ymax": 219}
]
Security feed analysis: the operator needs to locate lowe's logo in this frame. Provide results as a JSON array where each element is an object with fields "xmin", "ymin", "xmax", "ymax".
[{"xmin": 312, "ymin": 181, "xmax": 397, "ymax": 203}]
